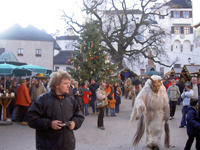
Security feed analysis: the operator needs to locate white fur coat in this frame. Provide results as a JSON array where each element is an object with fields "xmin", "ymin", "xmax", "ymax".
[{"xmin": 130, "ymin": 75, "xmax": 170, "ymax": 147}]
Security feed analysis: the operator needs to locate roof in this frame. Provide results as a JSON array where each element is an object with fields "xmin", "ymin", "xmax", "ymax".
[
  {"xmin": 0, "ymin": 51, "xmax": 18, "ymax": 62},
  {"xmin": 0, "ymin": 24, "xmax": 61, "ymax": 50},
  {"xmin": 168, "ymin": 0, "xmax": 192, "ymax": 8},
  {"xmin": 56, "ymin": 36, "xmax": 79, "ymax": 41},
  {"xmin": 184, "ymin": 65, "xmax": 200, "ymax": 74},
  {"xmin": 54, "ymin": 50, "xmax": 74, "ymax": 65},
  {"xmin": 173, "ymin": 67, "xmax": 182, "ymax": 74}
]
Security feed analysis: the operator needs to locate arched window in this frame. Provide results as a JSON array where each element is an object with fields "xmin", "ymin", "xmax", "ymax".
[{"xmin": 173, "ymin": 40, "xmax": 181, "ymax": 52}]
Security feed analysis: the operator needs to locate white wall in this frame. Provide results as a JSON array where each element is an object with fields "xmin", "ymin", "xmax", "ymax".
[{"xmin": 0, "ymin": 40, "xmax": 54, "ymax": 69}]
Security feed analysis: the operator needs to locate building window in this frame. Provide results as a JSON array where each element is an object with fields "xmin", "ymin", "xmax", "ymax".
[
  {"xmin": 180, "ymin": 11, "xmax": 183, "ymax": 18},
  {"xmin": 184, "ymin": 27, "xmax": 190, "ymax": 34},
  {"xmin": 183, "ymin": 11, "xmax": 189, "ymax": 18},
  {"xmin": 17, "ymin": 48, "xmax": 24, "ymax": 56},
  {"xmin": 35, "ymin": 49, "xmax": 42, "ymax": 56},
  {"xmin": 0, "ymin": 48, "xmax": 5, "ymax": 54},
  {"xmin": 189, "ymin": 11, "xmax": 192, "ymax": 18},
  {"xmin": 174, "ymin": 11, "xmax": 180, "ymax": 18},
  {"xmin": 174, "ymin": 27, "xmax": 180, "ymax": 34},
  {"xmin": 159, "ymin": 15, "xmax": 165, "ymax": 19},
  {"xmin": 190, "ymin": 27, "xmax": 193, "ymax": 34}
]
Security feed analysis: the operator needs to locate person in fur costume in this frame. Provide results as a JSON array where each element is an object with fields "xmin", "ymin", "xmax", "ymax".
[
  {"xmin": 130, "ymin": 75, "xmax": 170, "ymax": 150},
  {"xmin": 124, "ymin": 78, "xmax": 133, "ymax": 99},
  {"xmin": 128, "ymin": 84, "xmax": 142, "ymax": 107}
]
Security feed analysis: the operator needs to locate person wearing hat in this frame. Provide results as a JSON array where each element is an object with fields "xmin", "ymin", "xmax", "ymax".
[{"xmin": 184, "ymin": 99, "xmax": 200, "ymax": 150}]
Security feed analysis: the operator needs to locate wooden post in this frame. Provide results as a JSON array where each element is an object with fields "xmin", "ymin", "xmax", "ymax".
[{"xmin": 3, "ymin": 106, "xmax": 7, "ymax": 121}]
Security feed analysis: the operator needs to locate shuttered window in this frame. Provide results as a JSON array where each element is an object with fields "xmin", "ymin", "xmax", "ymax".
[
  {"xmin": 180, "ymin": 11, "xmax": 183, "ymax": 18},
  {"xmin": 190, "ymin": 27, "xmax": 193, "ymax": 33},
  {"xmin": 189, "ymin": 11, "xmax": 192, "ymax": 18},
  {"xmin": 180, "ymin": 27, "xmax": 184, "ymax": 34}
]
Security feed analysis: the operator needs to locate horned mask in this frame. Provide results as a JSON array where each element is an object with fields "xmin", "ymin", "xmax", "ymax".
[{"xmin": 149, "ymin": 78, "xmax": 162, "ymax": 93}]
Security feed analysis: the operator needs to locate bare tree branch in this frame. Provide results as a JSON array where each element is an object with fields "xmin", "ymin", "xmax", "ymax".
[{"xmin": 63, "ymin": 0, "xmax": 172, "ymax": 69}]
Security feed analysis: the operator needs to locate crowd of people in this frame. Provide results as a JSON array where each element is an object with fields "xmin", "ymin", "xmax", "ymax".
[
  {"xmin": 0, "ymin": 77, "xmax": 49, "ymax": 124},
  {"xmin": 0, "ymin": 75, "xmax": 124, "ymax": 125},
  {"xmin": 164, "ymin": 76, "xmax": 200, "ymax": 150},
  {"xmin": 1, "ymin": 72, "xmax": 200, "ymax": 150}
]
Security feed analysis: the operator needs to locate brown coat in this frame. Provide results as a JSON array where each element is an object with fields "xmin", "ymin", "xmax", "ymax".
[
  {"xmin": 30, "ymin": 82, "xmax": 46, "ymax": 101},
  {"xmin": 15, "ymin": 84, "xmax": 31, "ymax": 107}
]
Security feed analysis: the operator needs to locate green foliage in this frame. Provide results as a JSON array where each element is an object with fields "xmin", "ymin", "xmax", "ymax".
[{"xmin": 68, "ymin": 21, "xmax": 117, "ymax": 83}]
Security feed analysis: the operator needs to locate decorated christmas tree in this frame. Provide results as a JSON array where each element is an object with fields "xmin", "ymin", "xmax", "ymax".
[
  {"xmin": 180, "ymin": 66, "xmax": 191, "ymax": 82},
  {"xmin": 68, "ymin": 21, "xmax": 117, "ymax": 83}
]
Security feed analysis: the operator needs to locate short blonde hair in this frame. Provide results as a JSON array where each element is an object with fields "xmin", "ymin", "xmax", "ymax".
[{"xmin": 48, "ymin": 70, "xmax": 71, "ymax": 91}]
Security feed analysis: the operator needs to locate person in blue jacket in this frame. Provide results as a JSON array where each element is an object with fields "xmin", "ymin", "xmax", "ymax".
[{"xmin": 184, "ymin": 99, "xmax": 200, "ymax": 150}]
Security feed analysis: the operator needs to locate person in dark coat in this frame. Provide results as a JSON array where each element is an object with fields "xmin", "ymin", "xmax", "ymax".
[
  {"xmin": 28, "ymin": 70, "xmax": 84, "ymax": 150},
  {"xmin": 115, "ymin": 86, "xmax": 122, "ymax": 113},
  {"xmin": 176, "ymin": 78, "xmax": 186, "ymax": 105},
  {"xmin": 197, "ymin": 77, "xmax": 200, "ymax": 117},
  {"xmin": 73, "ymin": 81, "xmax": 84, "ymax": 113},
  {"xmin": 184, "ymin": 99, "xmax": 200, "ymax": 150},
  {"xmin": 89, "ymin": 79, "xmax": 99, "ymax": 114}
]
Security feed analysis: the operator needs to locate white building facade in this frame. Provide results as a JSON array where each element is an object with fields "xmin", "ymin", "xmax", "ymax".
[
  {"xmin": 86, "ymin": 0, "xmax": 197, "ymax": 75},
  {"xmin": 0, "ymin": 25, "xmax": 59, "ymax": 70},
  {"xmin": 154, "ymin": 0, "xmax": 197, "ymax": 74},
  {"xmin": 192, "ymin": 0, "xmax": 200, "ymax": 57}
]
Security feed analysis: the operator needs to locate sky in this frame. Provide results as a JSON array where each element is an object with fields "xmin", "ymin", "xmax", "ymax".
[
  {"xmin": 0, "ymin": 0, "xmax": 83, "ymax": 35},
  {"xmin": 0, "ymin": 0, "xmax": 199, "ymax": 35}
]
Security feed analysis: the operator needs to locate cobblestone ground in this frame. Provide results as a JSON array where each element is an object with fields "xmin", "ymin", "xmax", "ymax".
[{"xmin": 0, "ymin": 97, "xmax": 195, "ymax": 150}]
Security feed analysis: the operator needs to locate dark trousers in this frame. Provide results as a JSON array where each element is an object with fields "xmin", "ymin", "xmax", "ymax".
[
  {"xmin": 198, "ymin": 99, "xmax": 200, "ymax": 117},
  {"xmin": 180, "ymin": 106, "xmax": 188, "ymax": 126},
  {"xmin": 14, "ymin": 105, "xmax": 29, "ymax": 122},
  {"xmin": 91, "ymin": 96, "xmax": 96, "ymax": 113},
  {"xmin": 97, "ymin": 107, "xmax": 105, "ymax": 127},
  {"xmin": 7, "ymin": 99, "xmax": 15, "ymax": 118},
  {"xmin": 169, "ymin": 100, "xmax": 177, "ymax": 117},
  {"xmin": 115, "ymin": 104, "xmax": 120, "ymax": 113},
  {"xmin": 184, "ymin": 135, "xmax": 200, "ymax": 150}
]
